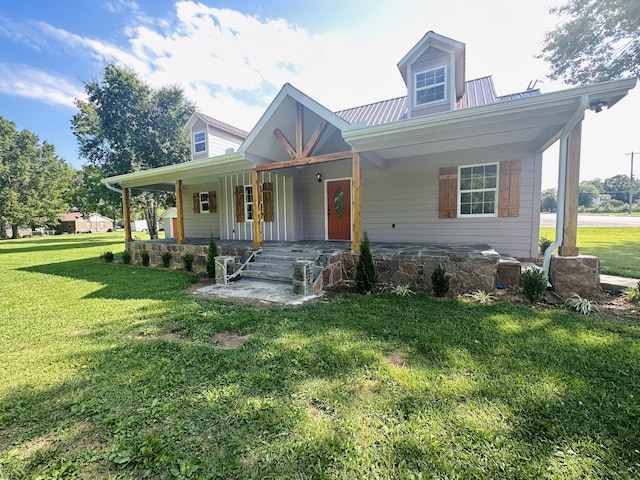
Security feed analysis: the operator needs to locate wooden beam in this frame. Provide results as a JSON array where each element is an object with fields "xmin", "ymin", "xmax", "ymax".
[
  {"xmin": 559, "ymin": 121, "xmax": 581, "ymax": 256},
  {"xmin": 252, "ymin": 169, "xmax": 263, "ymax": 247},
  {"xmin": 256, "ymin": 150, "xmax": 353, "ymax": 171},
  {"xmin": 302, "ymin": 119, "xmax": 327, "ymax": 158},
  {"xmin": 296, "ymin": 102, "xmax": 304, "ymax": 158},
  {"xmin": 122, "ymin": 187, "xmax": 132, "ymax": 243},
  {"xmin": 273, "ymin": 128, "xmax": 297, "ymax": 159},
  {"xmin": 175, "ymin": 179, "xmax": 186, "ymax": 245},
  {"xmin": 351, "ymin": 152, "xmax": 362, "ymax": 251}
]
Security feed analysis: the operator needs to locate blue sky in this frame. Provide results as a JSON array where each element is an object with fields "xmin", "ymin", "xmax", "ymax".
[{"xmin": 1, "ymin": 0, "xmax": 638, "ymax": 188}]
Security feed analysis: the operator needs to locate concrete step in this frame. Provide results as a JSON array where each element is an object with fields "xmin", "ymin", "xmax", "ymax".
[
  {"xmin": 241, "ymin": 269, "xmax": 292, "ymax": 283},
  {"xmin": 260, "ymin": 249, "xmax": 318, "ymax": 261}
]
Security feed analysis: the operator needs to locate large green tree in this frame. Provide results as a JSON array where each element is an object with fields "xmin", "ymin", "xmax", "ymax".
[
  {"xmin": 540, "ymin": 0, "xmax": 640, "ymax": 84},
  {"xmin": 69, "ymin": 164, "xmax": 123, "ymax": 225},
  {"xmin": 72, "ymin": 65, "xmax": 194, "ymax": 238},
  {"xmin": 0, "ymin": 117, "xmax": 73, "ymax": 238},
  {"xmin": 578, "ymin": 181, "xmax": 600, "ymax": 207}
]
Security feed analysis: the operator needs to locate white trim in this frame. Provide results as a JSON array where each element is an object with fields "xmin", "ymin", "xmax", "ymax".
[
  {"xmin": 414, "ymin": 65, "xmax": 447, "ymax": 107},
  {"xmin": 324, "ymin": 177, "xmax": 353, "ymax": 241},
  {"xmin": 457, "ymin": 162, "xmax": 499, "ymax": 218}
]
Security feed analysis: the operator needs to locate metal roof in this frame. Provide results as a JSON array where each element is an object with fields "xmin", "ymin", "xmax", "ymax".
[
  {"xmin": 197, "ymin": 112, "xmax": 249, "ymax": 138},
  {"xmin": 335, "ymin": 76, "xmax": 542, "ymax": 127}
]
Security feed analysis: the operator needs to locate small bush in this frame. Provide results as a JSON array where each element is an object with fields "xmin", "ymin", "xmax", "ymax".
[
  {"xmin": 161, "ymin": 251, "xmax": 172, "ymax": 268},
  {"xmin": 622, "ymin": 281, "xmax": 640, "ymax": 304},
  {"xmin": 390, "ymin": 284, "xmax": 414, "ymax": 297},
  {"xmin": 354, "ymin": 231, "xmax": 377, "ymax": 294},
  {"xmin": 539, "ymin": 236, "xmax": 553, "ymax": 254},
  {"xmin": 141, "ymin": 251, "xmax": 150, "ymax": 267},
  {"xmin": 121, "ymin": 250, "xmax": 131, "ymax": 264},
  {"xmin": 463, "ymin": 290, "xmax": 496, "ymax": 304},
  {"xmin": 205, "ymin": 234, "xmax": 219, "ymax": 278},
  {"xmin": 431, "ymin": 264, "xmax": 449, "ymax": 297},
  {"xmin": 521, "ymin": 268, "xmax": 547, "ymax": 303},
  {"xmin": 102, "ymin": 251, "xmax": 114, "ymax": 263},
  {"xmin": 564, "ymin": 293, "xmax": 599, "ymax": 315},
  {"xmin": 182, "ymin": 253, "xmax": 194, "ymax": 272}
]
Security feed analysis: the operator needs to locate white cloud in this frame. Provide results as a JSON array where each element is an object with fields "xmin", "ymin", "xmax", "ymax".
[{"xmin": 0, "ymin": 63, "xmax": 85, "ymax": 108}]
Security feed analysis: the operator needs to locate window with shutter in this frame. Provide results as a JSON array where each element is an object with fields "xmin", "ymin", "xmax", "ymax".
[
  {"xmin": 193, "ymin": 193, "xmax": 200, "ymax": 214},
  {"xmin": 438, "ymin": 167, "xmax": 458, "ymax": 218},
  {"xmin": 208, "ymin": 191, "xmax": 217, "ymax": 213},
  {"xmin": 498, "ymin": 160, "xmax": 521, "ymax": 217}
]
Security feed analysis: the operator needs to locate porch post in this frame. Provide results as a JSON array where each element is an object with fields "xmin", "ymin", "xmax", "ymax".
[
  {"xmin": 559, "ymin": 121, "xmax": 581, "ymax": 256},
  {"xmin": 351, "ymin": 152, "xmax": 362, "ymax": 251},
  {"xmin": 175, "ymin": 179, "xmax": 186, "ymax": 244},
  {"xmin": 252, "ymin": 168, "xmax": 263, "ymax": 247},
  {"xmin": 122, "ymin": 187, "xmax": 132, "ymax": 243}
]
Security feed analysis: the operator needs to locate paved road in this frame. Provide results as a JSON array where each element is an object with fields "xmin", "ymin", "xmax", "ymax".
[{"xmin": 540, "ymin": 213, "xmax": 640, "ymax": 228}]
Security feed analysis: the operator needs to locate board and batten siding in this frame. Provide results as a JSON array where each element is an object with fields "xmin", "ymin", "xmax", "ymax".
[
  {"xmin": 359, "ymin": 151, "xmax": 541, "ymax": 258},
  {"xmin": 213, "ymin": 171, "xmax": 295, "ymax": 241}
]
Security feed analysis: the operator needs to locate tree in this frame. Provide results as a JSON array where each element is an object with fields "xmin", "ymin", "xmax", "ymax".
[
  {"xmin": 579, "ymin": 181, "xmax": 600, "ymax": 207},
  {"xmin": 69, "ymin": 164, "xmax": 123, "ymax": 226},
  {"xmin": 603, "ymin": 174, "xmax": 632, "ymax": 203},
  {"xmin": 540, "ymin": 188, "xmax": 557, "ymax": 212},
  {"xmin": 540, "ymin": 0, "xmax": 640, "ymax": 84},
  {"xmin": 0, "ymin": 117, "xmax": 73, "ymax": 238},
  {"xmin": 72, "ymin": 65, "xmax": 194, "ymax": 239},
  {"xmin": 354, "ymin": 231, "xmax": 378, "ymax": 294}
]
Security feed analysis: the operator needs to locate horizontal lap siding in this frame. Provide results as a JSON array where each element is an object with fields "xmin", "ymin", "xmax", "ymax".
[
  {"xmin": 183, "ymin": 182, "xmax": 221, "ymax": 238},
  {"xmin": 361, "ymin": 153, "xmax": 538, "ymax": 258}
]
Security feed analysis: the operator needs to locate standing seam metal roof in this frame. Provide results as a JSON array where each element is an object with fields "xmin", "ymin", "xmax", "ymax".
[{"xmin": 335, "ymin": 76, "xmax": 541, "ymax": 127}]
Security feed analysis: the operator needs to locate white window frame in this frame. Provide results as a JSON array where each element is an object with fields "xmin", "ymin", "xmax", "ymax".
[
  {"xmin": 458, "ymin": 163, "xmax": 499, "ymax": 217},
  {"xmin": 199, "ymin": 192, "xmax": 210, "ymax": 213},
  {"xmin": 244, "ymin": 185, "xmax": 254, "ymax": 222},
  {"xmin": 414, "ymin": 66, "xmax": 447, "ymax": 107},
  {"xmin": 193, "ymin": 131, "xmax": 206, "ymax": 153}
]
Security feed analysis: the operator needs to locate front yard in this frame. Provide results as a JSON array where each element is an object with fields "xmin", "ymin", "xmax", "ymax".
[{"xmin": 1, "ymin": 234, "xmax": 639, "ymax": 479}]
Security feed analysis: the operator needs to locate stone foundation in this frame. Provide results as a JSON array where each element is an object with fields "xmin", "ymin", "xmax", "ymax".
[
  {"xmin": 127, "ymin": 242, "xmax": 249, "ymax": 272},
  {"xmin": 549, "ymin": 254, "xmax": 600, "ymax": 298}
]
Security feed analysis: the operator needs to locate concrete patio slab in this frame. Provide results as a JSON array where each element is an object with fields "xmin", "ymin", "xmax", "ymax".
[{"xmin": 192, "ymin": 279, "xmax": 317, "ymax": 305}]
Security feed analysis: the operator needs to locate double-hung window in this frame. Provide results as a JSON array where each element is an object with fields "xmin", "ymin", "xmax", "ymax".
[
  {"xmin": 193, "ymin": 131, "xmax": 206, "ymax": 153},
  {"xmin": 415, "ymin": 66, "xmax": 446, "ymax": 105},
  {"xmin": 244, "ymin": 186, "xmax": 254, "ymax": 222},
  {"xmin": 199, "ymin": 192, "xmax": 210, "ymax": 213},
  {"xmin": 459, "ymin": 163, "xmax": 498, "ymax": 216}
]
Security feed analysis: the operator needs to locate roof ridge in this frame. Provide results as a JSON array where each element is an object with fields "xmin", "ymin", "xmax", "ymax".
[{"xmin": 197, "ymin": 112, "xmax": 249, "ymax": 138}]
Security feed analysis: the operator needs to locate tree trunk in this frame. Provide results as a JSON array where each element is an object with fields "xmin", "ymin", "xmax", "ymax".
[
  {"xmin": 144, "ymin": 193, "xmax": 159, "ymax": 240},
  {"xmin": 11, "ymin": 223, "xmax": 20, "ymax": 239}
]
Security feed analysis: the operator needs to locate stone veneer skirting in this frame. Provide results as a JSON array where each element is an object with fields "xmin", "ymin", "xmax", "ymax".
[{"xmin": 128, "ymin": 241, "xmax": 501, "ymax": 295}]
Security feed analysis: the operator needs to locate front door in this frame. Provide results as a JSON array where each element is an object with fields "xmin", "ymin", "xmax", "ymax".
[{"xmin": 327, "ymin": 179, "xmax": 351, "ymax": 240}]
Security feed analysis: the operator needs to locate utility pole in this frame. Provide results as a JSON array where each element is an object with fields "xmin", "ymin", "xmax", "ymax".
[{"xmin": 625, "ymin": 152, "xmax": 638, "ymax": 213}]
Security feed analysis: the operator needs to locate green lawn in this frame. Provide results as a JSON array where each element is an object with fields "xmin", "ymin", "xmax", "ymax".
[
  {"xmin": 1, "ymin": 234, "xmax": 639, "ymax": 479},
  {"xmin": 540, "ymin": 227, "xmax": 640, "ymax": 278}
]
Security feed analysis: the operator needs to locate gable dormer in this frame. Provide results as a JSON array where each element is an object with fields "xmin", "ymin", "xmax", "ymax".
[
  {"xmin": 397, "ymin": 31, "xmax": 465, "ymax": 118},
  {"xmin": 184, "ymin": 113, "xmax": 248, "ymax": 160}
]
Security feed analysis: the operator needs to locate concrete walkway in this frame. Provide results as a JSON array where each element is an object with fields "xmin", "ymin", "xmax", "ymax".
[{"xmin": 600, "ymin": 274, "xmax": 639, "ymax": 291}]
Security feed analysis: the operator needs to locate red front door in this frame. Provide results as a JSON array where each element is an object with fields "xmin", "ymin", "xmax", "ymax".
[{"xmin": 327, "ymin": 179, "xmax": 351, "ymax": 240}]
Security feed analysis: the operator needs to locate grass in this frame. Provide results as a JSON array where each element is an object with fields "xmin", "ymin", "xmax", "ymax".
[
  {"xmin": 540, "ymin": 227, "xmax": 640, "ymax": 278},
  {"xmin": 1, "ymin": 234, "xmax": 640, "ymax": 479}
]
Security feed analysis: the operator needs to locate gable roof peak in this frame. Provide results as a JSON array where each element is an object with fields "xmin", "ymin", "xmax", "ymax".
[
  {"xmin": 185, "ymin": 112, "xmax": 249, "ymax": 138},
  {"xmin": 397, "ymin": 31, "xmax": 465, "ymax": 84}
]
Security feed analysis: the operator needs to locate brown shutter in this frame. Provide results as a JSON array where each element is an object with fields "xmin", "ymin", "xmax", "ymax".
[
  {"xmin": 193, "ymin": 193, "xmax": 200, "ymax": 213},
  {"xmin": 439, "ymin": 166, "xmax": 458, "ymax": 218},
  {"xmin": 498, "ymin": 160, "xmax": 521, "ymax": 217},
  {"xmin": 235, "ymin": 186, "xmax": 245, "ymax": 222},
  {"xmin": 208, "ymin": 191, "xmax": 217, "ymax": 213},
  {"xmin": 262, "ymin": 182, "xmax": 274, "ymax": 222}
]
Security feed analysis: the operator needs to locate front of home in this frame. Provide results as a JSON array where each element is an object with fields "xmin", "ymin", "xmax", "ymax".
[{"xmin": 103, "ymin": 31, "xmax": 635, "ymax": 294}]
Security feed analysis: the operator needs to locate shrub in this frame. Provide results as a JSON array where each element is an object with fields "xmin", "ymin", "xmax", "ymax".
[
  {"xmin": 182, "ymin": 253, "xmax": 194, "ymax": 272},
  {"xmin": 141, "ymin": 251, "xmax": 150, "ymax": 267},
  {"xmin": 622, "ymin": 281, "xmax": 640, "ymax": 304},
  {"xmin": 564, "ymin": 293, "xmax": 599, "ymax": 315},
  {"xmin": 539, "ymin": 236, "xmax": 553, "ymax": 255},
  {"xmin": 205, "ymin": 234, "xmax": 219, "ymax": 278},
  {"xmin": 161, "ymin": 251, "xmax": 172, "ymax": 268},
  {"xmin": 521, "ymin": 268, "xmax": 547, "ymax": 303},
  {"xmin": 463, "ymin": 290, "xmax": 496, "ymax": 304},
  {"xmin": 431, "ymin": 264, "xmax": 449, "ymax": 297},
  {"xmin": 121, "ymin": 250, "xmax": 131, "ymax": 264},
  {"xmin": 102, "ymin": 250, "xmax": 114, "ymax": 263},
  {"xmin": 354, "ymin": 231, "xmax": 377, "ymax": 294},
  {"xmin": 390, "ymin": 284, "xmax": 414, "ymax": 297}
]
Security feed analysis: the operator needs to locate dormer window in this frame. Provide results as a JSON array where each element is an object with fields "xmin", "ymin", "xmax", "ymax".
[
  {"xmin": 415, "ymin": 66, "xmax": 446, "ymax": 106},
  {"xmin": 193, "ymin": 131, "xmax": 206, "ymax": 153}
]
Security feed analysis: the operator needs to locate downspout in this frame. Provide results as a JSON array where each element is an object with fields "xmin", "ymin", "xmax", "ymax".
[
  {"xmin": 542, "ymin": 94, "xmax": 589, "ymax": 279},
  {"xmin": 104, "ymin": 182, "xmax": 122, "ymax": 194}
]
